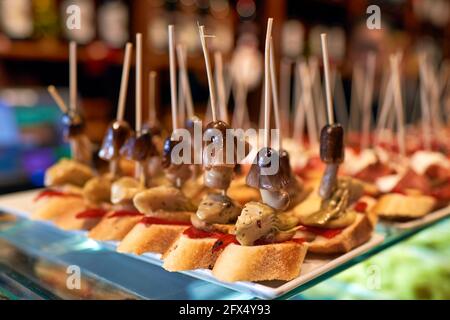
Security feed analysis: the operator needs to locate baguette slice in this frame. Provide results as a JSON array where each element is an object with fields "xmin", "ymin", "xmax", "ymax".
[
  {"xmin": 53, "ymin": 209, "xmax": 102, "ymax": 231},
  {"xmin": 118, "ymin": 222, "xmax": 189, "ymax": 255},
  {"xmin": 163, "ymin": 234, "xmax": 220, "ymax": 271},
  {"xmin": 372, "ymin": 193, "xmax": 436, "ymax": 220},
  {"xmin": 88, "ymin": 212, "xmax": 142, "ymax": 241},
  {"xmin": 212, "ymin": 242, "xmax": 308, "ymax": 282},
  {"xmin": 32, "ymin": 196, "xmax": 87, "ymax": 221},
  {"xmin": 306, "ymin": 212, "xmax": 373, "ymax": 254}
]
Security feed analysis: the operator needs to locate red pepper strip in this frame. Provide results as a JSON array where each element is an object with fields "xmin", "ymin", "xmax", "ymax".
[
  {"xmin": 75, "ymin": 208, "xmax": 108, "ymax": 219},
  {"xmin": 298, "ymin": 225, "xmax": 343, "ymax": 239},
  {"xmin": 354, "ymin": 201, "xmax": 368, "ymax": 213},
  {"xmin": 183, "ymin": 226, "xmax": 239, "ymax": 253},
  {"xmin": 140, "ymin": 216, "xmax": 191, "ymax": 226},
  {"xmin": 108, "ymin": 210, "xmax": 143, "ymax": 218},
  {"xmin": 34, "ymin": 189, "xmax": 82, "ymax": 202}
]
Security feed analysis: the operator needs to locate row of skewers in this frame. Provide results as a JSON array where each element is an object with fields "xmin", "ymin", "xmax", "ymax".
[{"xmin": 33, "ymin": 18, "xmax": 450, "ymax": 282}]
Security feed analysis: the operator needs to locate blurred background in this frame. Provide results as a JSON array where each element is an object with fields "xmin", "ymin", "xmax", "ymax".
[{"xmin": 0, "ymin": 0, "xmax": 448, "ymax": 300}]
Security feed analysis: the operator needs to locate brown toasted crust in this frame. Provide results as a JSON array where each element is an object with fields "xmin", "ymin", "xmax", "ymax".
[
  {"xmin": 88, "ymin": 212, "xmax": 142, "ymax": 241},
  {"xmin": 212, "ymin": 242, "xmax": 308, "ymax": 282},
  {"xmin": 372, "ymin": 193, "xmax": 436, "ymax": 220},
  {"xmin": 32, "ymin": 197, "xmax": 87, "ymax": 221},
  {"xmin": 307, "ymin": 213, "xmax": 374, "ymax": 254},
  {"xmin": 118, "ymin": 223, "xmax": 188, "ymax": 254},
  {"xmin": 53, "ymin": 210, "xmax": 102, "ymax": 231},
  {"xmin": 163, "ymin": 235, "xmax": 221, "ymax": 271}
]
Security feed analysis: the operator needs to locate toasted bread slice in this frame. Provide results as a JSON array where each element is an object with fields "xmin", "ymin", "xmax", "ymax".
[
  {"xmin": 372, "ymin": 193, "xmax": 436, "ymax": 220},
  {"xmin": 306, "ymin": 213, "xmax": 373, "ymax": 254},
  {"xmin": 163, "ymin": 235, "xmax": 220, "ymax": 271},
  {"xmin": 88, "ymin": 212, "xmax": 142, "ymax": 241},
  {"xmin": 53, "ymin": 210, "xmax": 102, "ymax": 231},
  {"xmin": 118, "ymin": 222, "xmax": 189, "ymax": 255},
  {"xmin": 32, "ymin": 197, "xmax": 87, "ymax": 221},
  {"xmin": 212, "ymin": 242, "xmax": 308, "ymax": 282}
]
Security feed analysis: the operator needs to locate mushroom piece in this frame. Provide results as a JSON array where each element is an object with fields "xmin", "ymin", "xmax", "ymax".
[
  {"xmin": 133, "ymin": 185, "xmax": 196, "ymax": 214},
  {"xmin": 195, "ymin": 193, "xmax": 241, "ymax": 225},
  {"xmin": 61, "ymin": 111, "xmax": 92, "ymax": 165},
  {"xmin": 162, "ymin": 137, "xmax": 192, "ymax": 187},
  {"xmin": 98, "ymin": 120, "xmax": 132, "ymax": 161},
  {"xmin": 246, "ymin": 147, "xmax": 291, "ymax": 210},
  {"xmin": 110, "ymin": 176, "xmax": 144, "ymax": 205}
]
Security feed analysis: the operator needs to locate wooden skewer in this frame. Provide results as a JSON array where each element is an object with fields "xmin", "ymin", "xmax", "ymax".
[
  {"xmin": 48, "ymin": 85, "xmax": 69, "ymax": 114},
  {"xmin": 269, "ymin": 37, "xmax": 282, "ymax": 150},
  {"xmin": 361, "ymin": 52, "xmax": 376, "ymax": 150},
  {"xmin": 349, "ymin": 64, "xmax": 363, "ymax": 132},
  {"xmin": 178, "ymin": 69, "xmax": 185, "ymax": 124},
  {"xmin": 375, "ymin": 74, "xmax": 394, "ymax": 144},
  {"xmin": 320, "ymin": 33, "xmax": 334, "ymax": 125},
  {"xmin": 148, "ymin": 71, "xmax": 157, "ymax": 126},
  {"xmin": 418, "ymin": 54, "xmax": 432, "ymax": 150},
  {"xmin": 214, "ymin": 51, "xmax": 228, "ymax": 123},
  {"xmin": 293, "ymin": 65, "xmax": 306, "ymax": 147},
  {"xmin": 263, "ymin": 18, "xmax": 273, "ymax": 148},
  {"xmin": 176, "ymin": 44, "xmax": 194, "ymax": 119},
  {"xmin": 334, "ymin": 71, "xmax": 349, "ymax": 129},
  {"xmin": 390, "ymin": 54, "xmax": 406, "ymax": 157},
  {"xmin": 279, "ymin": 58, "xmax": 291, "ymax": 136},
  {"xmin": 168, "ymin": 25, "xmax": 178, "ymax": 131},
  {"xmin": 69, "ymin": 41, "xmax": 77, "ymax": 112},
  {"xmin": 135, "ymin": 33, "xmax": 142, "ymax": 134},
  {"xmin": 309, "ymin": 56, "xmax": 326, "ymax": 133},
  {"xmin": 300, "ymin": 62, "xmax": 319, "ymax": 149},
  {"xmin": 117, "ymin": 42, "xmax": 133, "ymax": 121},
  {"xmin": 198, "ymin": 25, "xmax": 218, "ymax": 122}
]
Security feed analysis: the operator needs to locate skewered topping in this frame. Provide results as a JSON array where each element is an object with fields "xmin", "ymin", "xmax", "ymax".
[
  {"xmin": 44, "ymin": 159, "xmax": 94, "ymax": 187},
  {"xmin": 62, "ymin": 111, "xmax": 85, "ymax": 139},
  {"xmin": 204, "ymin": 166, "xmax": 234, "ymax": 190},
  {"xmin": 279, "ymin": 150, "xmax": 305, "ymax": 206},
  {"xmin": 82, "ymin": 175, "xmax": 113, "ymax": 205},
  {"xmin": 98, "ymin": 120, "xmax": 132, "ymax": 161},
  {"xmin": 320, "ymin": 123, "xmax": 344, "ymax": 164},
  {"xmin": 195, "ymin": 193, "xmax": 241, "ymax": 225},
  {"xmin": 235, "ymin": 201, "xmax": 297, "ymax": 246},
  {"xmin": 133, "ymin": 185, "xmax": 196, "ymax": 214},
  {"xmin": 111, "ymin": 177, "xmax": 144, "ymax": 205},
  {"xmin": 162, "ymin": 137, "xmax": 180, "ymax": 168},
  {"xmin": 120, "ymin": 130, "xmax": 158, "ymax": 162},
  {"xmin": 246, "ymin": 148, "xmax": 290, "ymax": 191},
  {"xmin": 298, "ymin": 178, "xmax": 363, "ymax": 229}
]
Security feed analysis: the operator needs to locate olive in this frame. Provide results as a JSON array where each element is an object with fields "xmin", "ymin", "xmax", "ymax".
[{"xmin": 320, "ymin": 123, "xmax": 344, "ymax": 164}]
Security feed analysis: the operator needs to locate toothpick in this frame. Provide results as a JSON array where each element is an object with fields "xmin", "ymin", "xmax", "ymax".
[
  {"xmin": 320, "ymin": 33, "xmax": 334, "ymax": 125},
  {"xmin": 418, "ymin": 54, "xmax": 432, "ymax": 150},
  {"xmin": 390, "ymin": 54, "xmax": 406, "ymax": 156},
  {"xmin": 176, "ymin": 44, "xmax": 194, "ymax": 119},
  {"xmin": 117, "ymin": 42, "xmax": 133, "ymax": 121},
  {"xmin": 334, "ymin": 71, "xmax": 349, "ymax": 129},
  {"xmin": 293, "ymin": 64, "xmax": 306, "ymax": 148},
  {"xmin": 69, "ymin": 41, "xmax": 77, "ymax": 111},
  {"xmin": 168, "ymin": 25, "xmax": 178, "ymax": 131},
  {"xmin": 279, "ymin": 58, "xmax": 291, "ymax": 136},
  {"xmin": 269, "ymin": 37, "xmax": 282, "ymax": 149},
  {"xmin": 309, "ymin": 57, "xmax": 326, "ymax": 133},
  {"xmin": 48, "ymin": 86, "xmax": 69, "ymax": 114},
  {"xmin": 300, "ymin": 62, "xmax": 319, "ymax": 149},
  {"xmin": 148, "ymin": 71, "xmax": 157, "ymax": 126},
  {"xmin": 198, "ymin": 25, "xmax": 218, "ymax": 122},
  {"xmin": 263, "ymin": 18, "xmax": 273, "ymax": 148},
  {"xmin": 178, "ymin": 69, "xmax": 185, "ymax": 124},
  {"xmin": 214, "ymin": 51, "xmax": 228, "ymax": 123},
  {"xmin": 361, "ymin": 52, "xmax": 376, "ymax": 150},
  {"xmin": 135, "ymin": 33, "xmax": 142, "ymax": 134}
]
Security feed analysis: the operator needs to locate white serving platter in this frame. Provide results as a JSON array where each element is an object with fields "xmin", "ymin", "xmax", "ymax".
[{"xmin": 0, "ymin": 189, "xmax": 386, "ymax": 299}]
